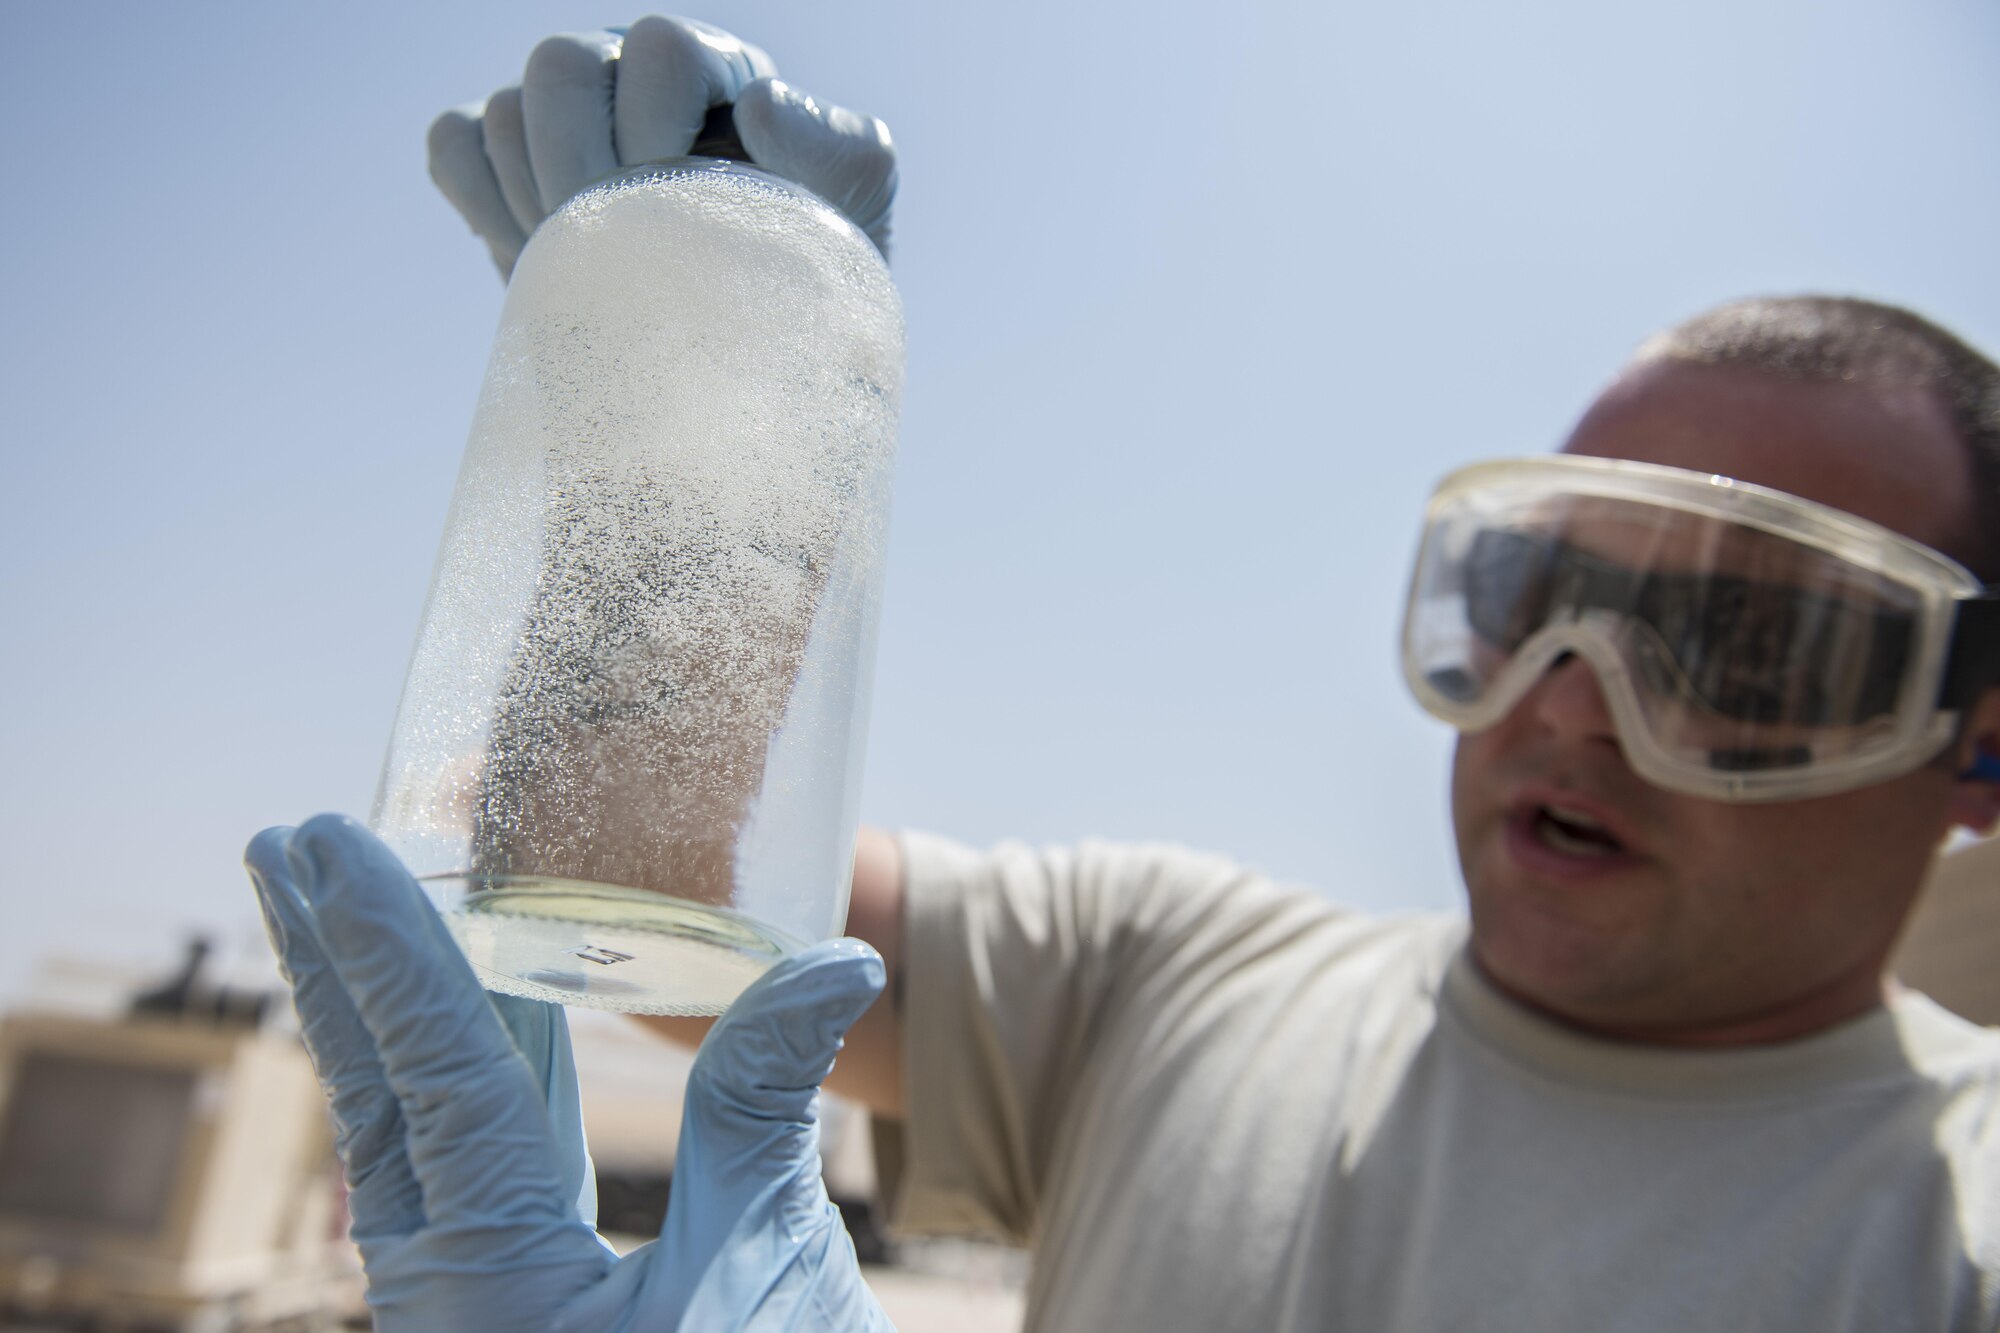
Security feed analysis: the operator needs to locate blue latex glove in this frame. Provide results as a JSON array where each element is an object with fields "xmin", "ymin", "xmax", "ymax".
[
  {"xmin": 428, "ymin": 16, "xmax": 897, "ymax": 276},
  {"xmin": 245, "ymin": 814, "xmax": 893, "ymax": 1332}
]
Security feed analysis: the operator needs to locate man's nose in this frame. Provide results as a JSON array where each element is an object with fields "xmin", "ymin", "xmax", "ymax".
[{"xmin": 1524, "ymin": 651, "xmax": 1621, "ymax": 746}]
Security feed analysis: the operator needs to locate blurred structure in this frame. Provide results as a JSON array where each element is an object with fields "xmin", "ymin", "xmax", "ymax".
[
  {"xmin": 0, "ymin": 940, "xmax": 360, "ymax": 1332},
  {"xmin": 1896, "ymin": 836, "xmax": 2000, "ymax": 1027}
]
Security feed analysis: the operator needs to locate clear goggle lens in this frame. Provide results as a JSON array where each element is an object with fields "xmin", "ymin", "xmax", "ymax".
[{"xmin": 1402, "ymin": 458, "xmax": 1988, "ymax": 801}]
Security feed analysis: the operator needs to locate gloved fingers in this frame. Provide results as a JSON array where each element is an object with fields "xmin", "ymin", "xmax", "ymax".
[
  {"xmin": 480, "ymin": 86, "xmax": 546, "ymax": 241},
  {"xmin": 428, "ymin": 102, "xmax": 529, "ymax": 277},
  {"xmin": 733, "ymin": 77, "xmax": 897, "ymax": 258},
  {"xmin": 489, "ymin": 992, "xmax": 597, "ymax": 1227},
  {"xmin": 612, "ymin": 15, "xmax": 777, "ymax": 168},
  {"xmin": 522, "ymin": 29, "xmax": 625, "ymax": 215},
  {"xmin": 284, "ymin": 814, "xmax": 580, "ymax": 1229},
  {"xmin": 245, "ymin": 827, "xmax": 425, "ymax": 1243},
  {"xmin": 658, "ymin": 939, "xmax": 885, "ymax": 1298}
]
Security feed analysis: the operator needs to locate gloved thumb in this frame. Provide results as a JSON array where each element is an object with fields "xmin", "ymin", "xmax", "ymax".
[
  {"xmin": 652, "ymin": 939, "xmax": 885, "ymax": 1320},
  {"xmin": 687, "ymin": 937, "xmax": 883, "ymax": 1132},
  {"xmin": 734, "ymin": 78, "xmax": 897, "ymax": 260}
]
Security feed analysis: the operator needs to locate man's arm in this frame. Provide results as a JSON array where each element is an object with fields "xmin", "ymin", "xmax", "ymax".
[{"xmin": 636, "ymin": 825, "xmax": 908, "ymax": 1119}]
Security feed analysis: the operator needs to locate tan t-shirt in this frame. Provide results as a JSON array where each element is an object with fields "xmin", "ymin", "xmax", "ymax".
[{"xmin": 888, "ymin": 832, "xmax": 2000, "ymax": 1332}]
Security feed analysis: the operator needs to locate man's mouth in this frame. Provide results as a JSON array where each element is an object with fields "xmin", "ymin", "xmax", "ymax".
[{"xmin": 1532, "ymin": 804, "xmax": 1627, "ymax": 858}]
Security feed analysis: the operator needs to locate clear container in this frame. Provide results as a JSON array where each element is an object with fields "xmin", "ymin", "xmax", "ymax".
[{"xmin": 371, "ymin": 159, "xmax": 903, "ymax": 1015}]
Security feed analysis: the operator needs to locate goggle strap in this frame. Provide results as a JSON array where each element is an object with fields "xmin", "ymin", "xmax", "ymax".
[{"xmin": 1937, "ymin": 590, "xmax": 2000, "ymax": 709}]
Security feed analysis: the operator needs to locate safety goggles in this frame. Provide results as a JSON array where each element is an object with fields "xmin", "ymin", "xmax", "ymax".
[{"xmin": 1401, "ymin": 456, "xmax": 2000, "ymax": 801}]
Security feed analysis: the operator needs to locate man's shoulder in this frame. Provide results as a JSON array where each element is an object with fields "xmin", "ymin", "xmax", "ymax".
[
  {"xmin": 1883, "ymin": 990, "xmax": 2000, "ymax": 1191},
  {"xmin": 900, "ymin": 828, "xmax": 1458, "ymax": 946},
  {"xmin": 1889, "ymin": 986, "xmax": 2000, "ymax": 1077},
  {"xmin": 898, "ymin": 828, "xmax": 1468, "ymax": 1005},
  {"xmin": 1887, "ymin": 989, "xmax": 2000, "ymax": 1149}
]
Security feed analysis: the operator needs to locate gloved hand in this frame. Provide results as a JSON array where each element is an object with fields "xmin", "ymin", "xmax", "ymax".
[
  {"xmin": 428, "ymin": 15, "xmax": 897, "ymax": 276},
  {"xmin": 245, "ymin": 814, "xmax": 893, "ymax": 1332}
]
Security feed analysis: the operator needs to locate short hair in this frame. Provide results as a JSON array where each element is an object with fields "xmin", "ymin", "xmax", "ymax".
[{"xmin": 1635, "ymin": 295, "xmax": 2000, "ymax": 583}]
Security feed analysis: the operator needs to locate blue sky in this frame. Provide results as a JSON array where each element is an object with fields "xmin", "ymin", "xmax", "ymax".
[{"xmin": 3, "ymin": 0, "xmax": 1997, "ymax": 998}]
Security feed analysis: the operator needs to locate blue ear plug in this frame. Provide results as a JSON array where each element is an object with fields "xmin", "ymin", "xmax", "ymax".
[{"xmin": 1959, "ymin": 750, "xmax": 2000, "ymax": 783}]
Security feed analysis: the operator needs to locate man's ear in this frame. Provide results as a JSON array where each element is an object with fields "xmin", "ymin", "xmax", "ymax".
[{"xmin": 1945, "ymin": 687, "xmax": 2000, "ymax": 835}]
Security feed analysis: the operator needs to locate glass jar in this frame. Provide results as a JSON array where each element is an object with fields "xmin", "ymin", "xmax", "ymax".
[{"xmin": 371, "ymin": 159, "xmax": 903, "ymax": 1014}]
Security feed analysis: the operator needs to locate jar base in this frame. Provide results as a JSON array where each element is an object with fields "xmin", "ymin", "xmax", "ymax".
[{"xmin": 421, "ymin": 874, "xmax": 804, "ymax": 1015}]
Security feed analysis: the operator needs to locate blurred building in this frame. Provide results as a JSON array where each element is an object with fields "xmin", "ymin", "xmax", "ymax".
[{"xmin": 0, "ymin": 943, "xmax": 361, "ymax": 1332}]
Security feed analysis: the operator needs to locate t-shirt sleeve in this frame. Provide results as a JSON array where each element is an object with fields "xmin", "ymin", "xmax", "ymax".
[{"xmin": 882, "ymin": 829, "xmax": 1313, "ymax": 1243}]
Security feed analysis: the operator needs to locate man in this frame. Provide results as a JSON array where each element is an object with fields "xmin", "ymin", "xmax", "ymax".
[
  {"xmin": 819, "ymin": 303, "xmax": 2000, "ymax": 1330},
  {"xmin": 254, "ymin": 17, "xmax": 2000, "ymax": 1330}
]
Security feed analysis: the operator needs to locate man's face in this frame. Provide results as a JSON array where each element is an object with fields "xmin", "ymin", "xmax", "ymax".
[{"xmin": 1450, "ymin": 357, "xmax": 1988, "ymax": 1043}]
